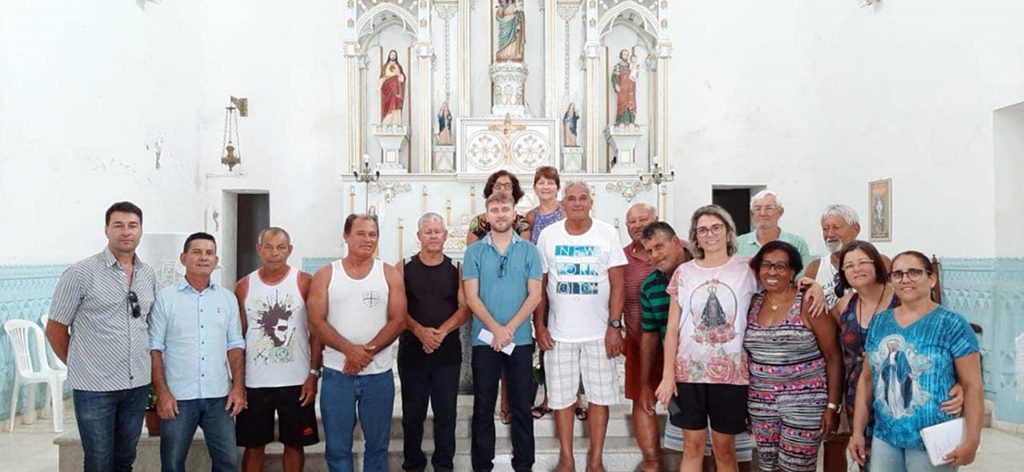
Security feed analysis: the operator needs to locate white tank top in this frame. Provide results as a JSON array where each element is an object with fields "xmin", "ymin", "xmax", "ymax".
[
  {"xmin": 323, "ymin": 259, "xmax": 393, "ymax": 375},
  {"xmin": 243, "ymin": 267, "xmax": 311, "ymax": 388},
  {"xmin": 815, "ymin": 255, "xmax": 842, "ymax": 309}
]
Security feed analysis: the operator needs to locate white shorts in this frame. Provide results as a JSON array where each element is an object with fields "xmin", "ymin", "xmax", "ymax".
[{"xmin": 544, "ymin": 339, "xmax": 619, "ymax": 410}]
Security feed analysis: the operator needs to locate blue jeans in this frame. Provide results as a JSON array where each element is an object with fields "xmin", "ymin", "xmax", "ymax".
[
  {"xmin": 73, "ymin": 385, "xmax": 149, "ymax": 472},
  {"xmin": 159, "ymin": 397, "xmax": 239, "ymax": 472},
  {"xmin": 870, "ymin": 437, "xmax": 957, "ymax": 472},
  {"xmin": 321, "ymin": 368, "xmax": 396, "ymax": 472}
]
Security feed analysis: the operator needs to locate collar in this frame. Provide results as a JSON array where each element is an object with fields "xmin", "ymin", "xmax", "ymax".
[
  {"xmin": 175, "ymin": 277, "xmax": 219, "ymax": 293},
  {"xmin": 101, "ymin": 246, "xmax": 138, "ymax": 268},
  {"xmin": 481, "ymin": 231, "xmax": 524, "ymax": 250}
]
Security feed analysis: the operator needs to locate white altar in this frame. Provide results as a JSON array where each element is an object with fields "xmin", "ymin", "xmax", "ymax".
[{"xmin": 334, "ymin": 0, "xmax": 675, "ymax": 259}]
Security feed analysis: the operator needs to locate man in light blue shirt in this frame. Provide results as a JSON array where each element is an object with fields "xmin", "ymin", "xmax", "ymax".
[
  {"xmin": 150, "ymin": 232, "xmax": 246, "ymax": 472},
  {"xmin": 736, "ymin": 190, "xmax": 811, "ymax": 275}
]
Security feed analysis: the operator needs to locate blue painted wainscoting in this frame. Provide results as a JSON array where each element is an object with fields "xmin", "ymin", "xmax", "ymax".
[
  {"xmin": 940, "ymin": 258, "xmax": 1024, "ymax": 424},
  {"xmin": 0, "ymin": 264, "xmax": 68, "ymax": 421}
]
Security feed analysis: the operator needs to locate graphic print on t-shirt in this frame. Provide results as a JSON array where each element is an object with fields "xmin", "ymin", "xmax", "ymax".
[
  {"xmin": 554, "ymin": 245, "xmax": 607, "ymax": 296},
  {"xmin": 687, "ymin": 279, "xmax": 739, "ymax": 345},
  {"xmin": 870, "ymin": 334, "xmax": 933, "ymax": 419},
  {"xmin": 361, "ymin": 290, "xmax": 382, "ymax": 308},
  {"xmin": 252, "ymin": 291, "xmax": 299, "ymax": 366}
]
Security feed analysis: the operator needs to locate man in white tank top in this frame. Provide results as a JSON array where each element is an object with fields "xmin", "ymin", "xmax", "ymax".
[
  {"xmin": 308, "ymin": 214, "xmax": 408, "ymax": 472},
  {"xmin": 233, "ymin": 227, "xmax": 322, "ymax": 472}
]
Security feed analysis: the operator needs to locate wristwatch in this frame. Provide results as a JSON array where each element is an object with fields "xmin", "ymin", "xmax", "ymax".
[
  {"xmin": 309, "ymin": 368, "xmax": 322, "ymax": 378},
  {"xmin": 826, "ymin": 402, "xmax": 842, "ymax": 414},
  {"xmin": 608, "ymin": 319, "xmax": 623, "ymax": 329}
]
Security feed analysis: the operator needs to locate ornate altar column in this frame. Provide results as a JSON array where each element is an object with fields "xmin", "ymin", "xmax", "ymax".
[
  {"xmin": 415, "ymin": 41, "xmax": 434, "ymax": 173},
  {"xmin": 583, "ymin": 41, "xmax": 602, "ymax": 173},
  {"xmin": 344, "ymin": 41, "xmax": 365, "ymax": 170}
]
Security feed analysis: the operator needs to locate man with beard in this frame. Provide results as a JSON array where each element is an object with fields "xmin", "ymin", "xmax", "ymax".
[
  {"xmin": 234, "ymin": 227, "xmax": 321, "ymax": 472},
  {"xmin": 464, "ymin": 192, "xmax": 543, "ymax": 472},
  {"xmin": 805, "ymin": 205, "xmax": 891, "ymax": 309}
]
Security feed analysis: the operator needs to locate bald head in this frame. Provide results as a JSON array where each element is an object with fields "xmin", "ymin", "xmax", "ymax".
[{"xmin": 626, "ymin": 203, "xmax": 658, "ymax": 243}]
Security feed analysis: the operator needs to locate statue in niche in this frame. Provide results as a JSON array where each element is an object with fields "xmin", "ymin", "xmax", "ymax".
[
  {"xmin": 379, "ymin": 49, "xmax": 406, "ymax": 126},
  {"xmin": 563, "ymin": 103, "xmax": 580, "ymax": 147},
  {"xmin": 437, "ymin": 101, "xmax": 453, "ymax": 145},
  {"xmin": 611, "ymin": 48, "xmax": 638, "ymax": 125},
  {"xmin": 494, "ymin": 0, "xmax": 525, "ymax": 62}
]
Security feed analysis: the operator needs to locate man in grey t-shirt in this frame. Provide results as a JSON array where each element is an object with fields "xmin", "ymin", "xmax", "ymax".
[{"xmin": 47, "ymin": 201, "xmax": 157, "ymax": 472}]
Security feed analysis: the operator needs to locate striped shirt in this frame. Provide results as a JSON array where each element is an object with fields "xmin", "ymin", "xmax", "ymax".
[
  {"xmin": 49, "ymin": 248, "xmax": 157, "ymax": 391},
  {"xmin": 623, "ymin": 242, "xmax": 654, "ymax": 339},
  {"xmin": 639, "ymin": 269, "xmax": 670, "ymax": 338}
]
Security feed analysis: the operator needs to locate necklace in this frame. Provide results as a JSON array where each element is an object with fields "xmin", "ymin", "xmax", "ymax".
[
  {"xmin": 857, "ymin": 284, "xmax": 888, "ymax": 327},
  {"xmin": 766, "ymin": 287, "xmax": 794, "ymax": 311}
]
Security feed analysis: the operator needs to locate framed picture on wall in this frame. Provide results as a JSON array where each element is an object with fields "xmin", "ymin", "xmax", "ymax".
[{"xmin": 869, "ymin": 178, "xmax": 892, "ymax": 242}]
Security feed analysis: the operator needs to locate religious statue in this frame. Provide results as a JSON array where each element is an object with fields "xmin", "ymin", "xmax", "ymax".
[
  {"xmin": 494, "ymin": 0, "xmax": 525, "ymax": 63},
  {"xmin": 437, "ymin": 101, "xmax": 453, "ymax": 145},
  {"xmin": 611, "ymin": 48, "xmax": 638, "ymax": 125},
  {"xmin": 563, "ymin": 102, "xmax": 579, "ymax": 147},
  {"xmin": 379, "ymin": 49, "xmax": 406, "ymax": 125}
]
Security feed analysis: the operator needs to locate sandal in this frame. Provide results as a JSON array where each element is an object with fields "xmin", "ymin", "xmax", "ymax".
[
  {"xmin": 574, "ymin": 406, "xmax": 588, "ymax": 421},
  {"xmin": 531, "ymin": 405, "xmax": 552, "ymax": 419},
  {"xmin": 500, "ymin": 410, "xmax": 512, "ymax": 425}
]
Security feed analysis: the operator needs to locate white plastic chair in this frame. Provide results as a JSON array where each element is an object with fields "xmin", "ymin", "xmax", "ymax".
[
  {"xmin": 4, "ymin": 319, "xmax": 67, "ymax": 432},
  {"xmin": 39, "ymin": 314, "xmax": 68, "ymax": 371}
]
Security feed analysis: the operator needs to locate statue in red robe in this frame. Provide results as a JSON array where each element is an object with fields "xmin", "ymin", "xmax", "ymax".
[{"xmin": 379, "ymin": 49, "xmax": 406, "ymax": 126}]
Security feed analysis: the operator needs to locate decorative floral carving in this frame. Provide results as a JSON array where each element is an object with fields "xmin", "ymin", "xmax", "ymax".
[
  {"xmin": 368, "ymin": 180, "xmax": 412, "ymax": 203},
  {"xmin": 511, "ymin": 132, "xmax": 548, "ymax": 168},
  {"xmin": 467, "ymin": 132, "xmax": 503, "ymax": 170},
  {"xmin": 605, "ymin": 180, "xmax": 652, "ymax": 203}
]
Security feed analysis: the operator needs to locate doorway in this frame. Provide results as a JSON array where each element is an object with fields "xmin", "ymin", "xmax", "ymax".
[
  {"xmin": 712, "ymin": 186, "xmax": 763, "ymax": 235},
  {"xmin": 236, "ymin": 193, "xmax": 269, "ymax": 282}
]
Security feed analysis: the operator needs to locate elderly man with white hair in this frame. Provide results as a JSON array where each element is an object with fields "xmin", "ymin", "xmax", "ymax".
[
  {"xmin": 805, "ymin": 204, "xmax": 865, "ymax": 310},
  {"xmin": 396, "ymin": 212, "xmax": 471, "ymax": 472},
  {"xmin": 736, "ymin": 190, "xmax": 811, "ymax": 268}
]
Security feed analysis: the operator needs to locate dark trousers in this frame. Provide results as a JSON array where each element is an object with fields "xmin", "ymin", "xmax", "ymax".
[
  {"xmin": 398, "ymin": 361, "xmax": 461, "ymax": 472},
  {"xmin": 73, "ymin": 385, "xmax": 149, "ymax": 472},
  {"xmin": 471, "ymin": 344, "xmax": 535, "ymax": 472}
]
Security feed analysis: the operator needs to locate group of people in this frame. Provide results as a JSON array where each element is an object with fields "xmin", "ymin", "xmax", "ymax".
[{"xmin": 45, "ymin": 165, "xmax": 983, "ymax": 472}]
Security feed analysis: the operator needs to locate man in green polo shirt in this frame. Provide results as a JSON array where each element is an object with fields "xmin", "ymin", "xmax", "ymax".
[{"xmin": 736, "ymin": 191, "xmax": 810, "ymax": 274}]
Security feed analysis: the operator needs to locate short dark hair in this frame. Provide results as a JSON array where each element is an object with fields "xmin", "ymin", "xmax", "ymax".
[
  {"xmin": 344, "ymin": 213, "xmax": 379, "ymax": 235},
  {"xmin": 837, "ymin": 240, "xmax": 889, "ymax": 292},
  {"xmin": 749, "ymin": 240, "xmax": 804, "ymax": 282},
  {"xmin": 640, "ymin": 221, "xmax": 676, "ymax": 242},
  {"xmin": 483, "ymin": 170, "xmax": 525, "ymax": 203},
  {"xmin": 533, "ymin": 166, "xmax": 561, "ymax": 189},
  {"xmin": 183, "ymin": 232, "xmax": 216, "ymax": 253},
  {"xmin": 105, "ymin": 201, "xmax": 143, "ymax": 226}
]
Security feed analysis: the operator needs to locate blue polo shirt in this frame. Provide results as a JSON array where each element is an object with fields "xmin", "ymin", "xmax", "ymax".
[
  {"xmin": 463, "ymin": 232, "xmax": 543, "ymax": 347},
  {"xmin": 149, "ymin": 278, "xmax": 245, "ymax": 400}
]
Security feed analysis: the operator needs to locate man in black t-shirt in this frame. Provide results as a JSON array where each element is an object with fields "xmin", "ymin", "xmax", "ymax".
[{"xmin": 396, "ymin": 212, "xmax": 471, "ymax": 472}]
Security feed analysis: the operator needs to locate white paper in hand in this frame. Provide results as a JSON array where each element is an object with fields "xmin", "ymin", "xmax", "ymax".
[
  {"xmin": 920, "ymin": 417, "xmax": 970, "ymax": 466},
  {"xmin": 477, "ymin": 329, "xmax": 515, "ymax": 355}
]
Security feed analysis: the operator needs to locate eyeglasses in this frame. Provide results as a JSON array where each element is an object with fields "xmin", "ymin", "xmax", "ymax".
[
  {"xmin": 127, "ymin": 291, "xmax": 141, "ymax": 318},
  {"xmin": 695, "ymin": 223, "xmax": 726, "ymax": 237},
  {"xmin": 493, "ymin": 182, "xmax": 513, "ymax": 190},
  {"xmin": 842, "ymin": 259, "xmax": 875, "ymax": 271},
  {"xmin": 498, "ymin": 255, "xmax": 508, "ymax": 278},
  {"xmin": 760, "ymin": 261, "xmax": 791, "ymax": 272},
  {"xmin": 890, "ymin": 268, "xmax": 931, "ymax": 282},
  {"xmin": 751, "ymin": 205, "xmax": 778, "ymax": 213}
]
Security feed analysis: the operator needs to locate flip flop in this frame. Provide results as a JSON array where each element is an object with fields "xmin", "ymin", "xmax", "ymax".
[
  {"xmin": 574, "ymin": 406, "xmax": 588, "ymax": 421},
  {"xmin": 500, "ymin": 410, "xmax": 512, "ymax": 425},
  {"xmin": 531, "ymin": 405, "xmax": 552, "ymax": 419}
]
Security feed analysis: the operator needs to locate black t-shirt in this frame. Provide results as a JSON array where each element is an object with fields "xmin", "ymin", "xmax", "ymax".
[{"xmin": 398, "ymin": 254, "xmax": 462, "ymax": 366}]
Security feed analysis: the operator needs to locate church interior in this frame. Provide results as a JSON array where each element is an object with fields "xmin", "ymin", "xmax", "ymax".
[{"xmin": 2, "ymin": 0, "xmax": 1023, "ymax": 469}]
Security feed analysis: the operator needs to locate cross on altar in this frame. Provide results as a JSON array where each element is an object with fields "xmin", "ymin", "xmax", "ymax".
[{"xmin": 488, "ymin": 113, "xmax": 526, "ymax": 136}]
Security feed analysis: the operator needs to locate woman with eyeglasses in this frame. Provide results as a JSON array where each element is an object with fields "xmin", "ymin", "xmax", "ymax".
[
  {"xmin": 655, "ymin": 205, "xmax": 827, "ymax": 472},
  {"xmin": 466, "ymin": 170, "xmax": 532, "ymax": 246},
  {"xmin": 831, "ymin": 241, "xmax": 962, "ymax": 470},
  {"xmin": 744, "ymin": 241, "xmax": 843, "ymax": 471},
  {"xmin": 849, "ymin": 251, "xmax": 982, "ymax": 471}
]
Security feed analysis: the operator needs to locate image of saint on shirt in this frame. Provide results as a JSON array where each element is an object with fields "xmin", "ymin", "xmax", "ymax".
[
  {"xmin": 872, "ymin": 335, "xmax": 932, "ymax": 419},
  {"xmin": 688, "ymin": 279, "xmax": 739, "ymax": 345}
]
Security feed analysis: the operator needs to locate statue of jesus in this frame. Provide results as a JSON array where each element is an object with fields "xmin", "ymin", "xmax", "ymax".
[
  {"xmin": 494, "ymin": 0, "xmax": 525, "ymax": 63},
  {"xmin": 379, "ymin": 49, "xmax": 406, "ymax": 125}
]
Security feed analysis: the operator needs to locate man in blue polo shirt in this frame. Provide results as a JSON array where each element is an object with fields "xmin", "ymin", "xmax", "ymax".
[
  {"xmin": 463, "ymin": 191, "xmax": 543, "ymax": 472},
  {"xmin": 150, "ymin": 232, "xmax": 246, "ymax": 472}
]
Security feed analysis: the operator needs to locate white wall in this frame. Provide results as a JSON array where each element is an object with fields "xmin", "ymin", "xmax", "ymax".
[
  {"xmin": 666, "ymin": 0, "xmax": 1024, "ymax": 258},
  {"xmin": 0, "ymin": 1, "xmax": 207, "ymax": 264},
  {"xmin": 5, "ymin": 1, "xmax": 1024, "ymax": 267}
]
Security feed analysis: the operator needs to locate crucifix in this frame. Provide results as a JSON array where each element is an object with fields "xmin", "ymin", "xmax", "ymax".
[{"xmin": 488, "ymin": 113, "xmax": 526, "ymax": 164}]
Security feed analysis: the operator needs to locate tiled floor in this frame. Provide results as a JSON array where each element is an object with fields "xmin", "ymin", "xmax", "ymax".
[{"xmin": 1, "ymin": 404, "xmax": 1022, "ymax": 471}]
